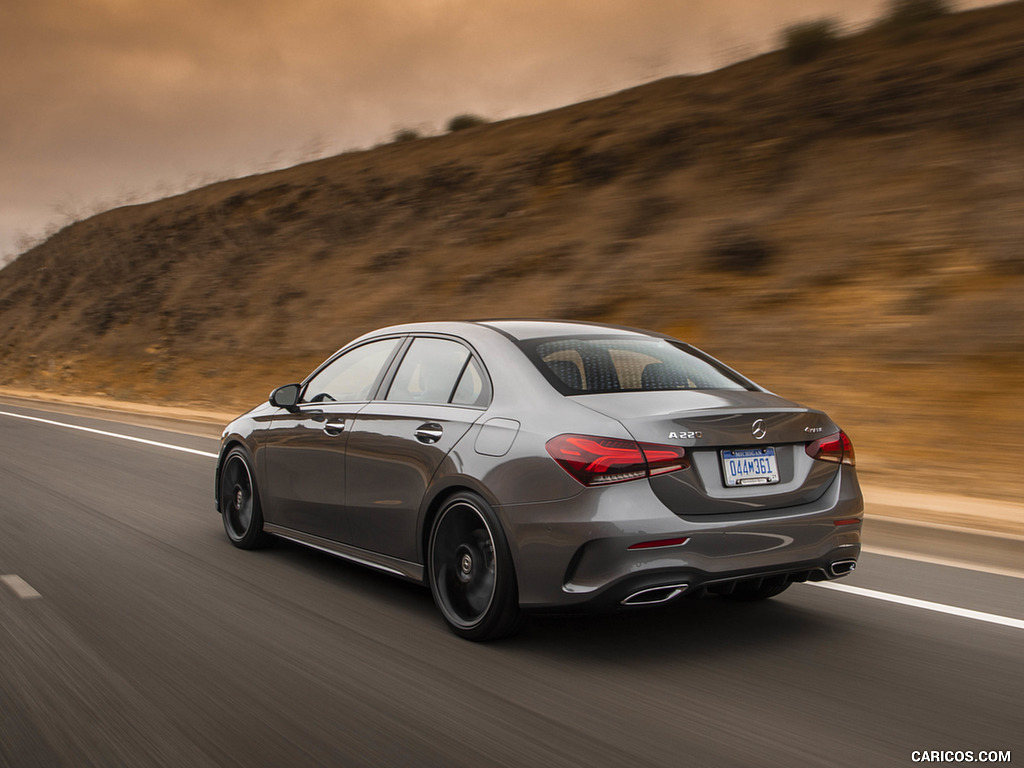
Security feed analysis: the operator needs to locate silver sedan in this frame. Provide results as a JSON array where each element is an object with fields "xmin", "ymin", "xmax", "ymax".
[{"xmin": 216, "ymin": 320, "xmax": 863, "ymax": 640}]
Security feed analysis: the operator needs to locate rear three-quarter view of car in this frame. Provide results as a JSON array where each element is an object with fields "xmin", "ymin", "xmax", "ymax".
[{"xmin": 216, "ymin": 320, "xmax": 863, "ymax": 640}]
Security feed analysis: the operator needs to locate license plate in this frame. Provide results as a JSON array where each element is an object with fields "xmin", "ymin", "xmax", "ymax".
[{"xmin": 721, "ymin": 447, "xmax": 779, "ymax": 487}]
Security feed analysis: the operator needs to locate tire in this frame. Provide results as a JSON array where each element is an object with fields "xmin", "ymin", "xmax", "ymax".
[
  {"xmin": 428, "ymin": 492, "xmax": 523, "ymax": 641},
  {"xmin": 219, "ymin": 448, "xmax": 271, "ymax": 549},
  {"xmin": 722, "ymin": 575, "xmax": 790, "ymax": 601}
]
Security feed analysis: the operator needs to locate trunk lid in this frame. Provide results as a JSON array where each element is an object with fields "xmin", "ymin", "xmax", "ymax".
[{"xmin": 576, "ymin": 390, "xmax": 840, "ymax": 515}]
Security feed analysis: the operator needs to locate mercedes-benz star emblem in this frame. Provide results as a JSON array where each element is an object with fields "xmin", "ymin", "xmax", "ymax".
[{"xmin": 752, "ymin": 419, "xmax": 767, "ymax": 440}]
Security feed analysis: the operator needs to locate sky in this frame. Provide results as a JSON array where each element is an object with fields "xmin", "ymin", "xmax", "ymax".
[{"xmin": 0, "ymin": 0, "xmax": 1002, "ymax": 263}]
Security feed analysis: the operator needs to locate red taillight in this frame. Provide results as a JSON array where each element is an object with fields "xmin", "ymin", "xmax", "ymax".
[
  {"xmin": 806, "ymin": 431, "xmax": 856, "ymax": 467},
  {"xmin": 546, "ymin": 434, "xmax": 689, "ymax": 486},
  {"xmin": 640, "ymin": 443, "xmax": 690, "ymax": 476},
  {"xmin": 546, "ymin": 435, "xmax": 647, "ymax": 485}
]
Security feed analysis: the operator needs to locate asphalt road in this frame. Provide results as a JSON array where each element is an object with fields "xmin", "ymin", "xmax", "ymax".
[{"xmin": 0, "ymin": 403, "xmax": 1021, "ymax": 768}]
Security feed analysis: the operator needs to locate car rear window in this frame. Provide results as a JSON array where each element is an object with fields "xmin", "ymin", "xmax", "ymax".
[{"xmin": 522, "ymin": 337, "xmax": 752, "ymax": 395}]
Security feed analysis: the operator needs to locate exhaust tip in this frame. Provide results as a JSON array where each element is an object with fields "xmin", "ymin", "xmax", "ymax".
[
  {"xmin": 621, "ymin": 583, "xmax": 689, "ymax": 606},
  {"xmin": 829, "ymin": 559, "xmax": 857, "ymax": 577}
]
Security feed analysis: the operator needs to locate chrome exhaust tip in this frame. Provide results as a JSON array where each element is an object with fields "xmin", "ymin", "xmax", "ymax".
[
  {"xmin": 621, "ymin": 583, "xmax": 689, "ymax": 606},
  {"xmin": 829, "ymin": 559, "xmax": 857, "ymax": 577}
]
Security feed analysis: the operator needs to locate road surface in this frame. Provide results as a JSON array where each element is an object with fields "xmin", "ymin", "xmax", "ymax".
[{"xmin": 0, "ymin": 402, "xmax": 1020, "ymax": 767}]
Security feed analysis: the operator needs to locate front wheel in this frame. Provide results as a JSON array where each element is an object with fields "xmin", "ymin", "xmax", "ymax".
[
  {"xmin": 219, "ymin": 448, "xmax": 271, "ymax": 549},
  {"xmin": 428, "ymin": 492, "xmax": 523, "ymax": 641}
]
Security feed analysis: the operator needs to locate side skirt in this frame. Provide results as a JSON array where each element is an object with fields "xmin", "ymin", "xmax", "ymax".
[{"xmin": 263, "ymin": 523, "xmax": 425, "ymax": 583}]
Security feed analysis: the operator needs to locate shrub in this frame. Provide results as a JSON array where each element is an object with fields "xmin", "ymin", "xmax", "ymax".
[
  {"xmin": 367, "ymin": 247, "xmax": 412, "ymax": 271},
  {"xmin": 446, "ymin": 113, "xmax": 488, "ymax": 132},
  {"xmin": 392, "ymin": 128, "xmax": 421, "ymax": 143},
  {"xmin": 781, "ymin": 19, "xmax": 840, "ymax": 65},
  {"xmin": 705, "ymin": 227, "xmax": 776, "ymax": 272},
  {"xmin": 883, "ymin": 0, "xmax": 951, "ymax": 27}
]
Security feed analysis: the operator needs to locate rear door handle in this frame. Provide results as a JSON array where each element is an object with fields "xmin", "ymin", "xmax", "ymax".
[
  {"xmin": 414, "ymin": 423, "xmax": 443, "ymax": 443},
  {"xmin": 323, "ymin": 420, "xmax": 347, "ymax": 436}
]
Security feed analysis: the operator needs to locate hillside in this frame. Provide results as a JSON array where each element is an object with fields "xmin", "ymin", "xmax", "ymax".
[{"xmin": 2, "ymin": 1, "xmax": 1023, "ymax": 499}]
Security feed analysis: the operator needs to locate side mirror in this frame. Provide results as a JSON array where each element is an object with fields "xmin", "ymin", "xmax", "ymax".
[{"xmin": 269, "ymin": 383, "xmax": 301, "ymax": 411}]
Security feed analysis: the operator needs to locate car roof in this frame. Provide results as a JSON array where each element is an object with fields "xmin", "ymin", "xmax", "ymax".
[
  {"xmin": 474, "ymin": 319, "xmax": 663, "ymax": 341},
  {"xmin": 351, "ymin": 319, "xmax": 669, "ymax": 347}
]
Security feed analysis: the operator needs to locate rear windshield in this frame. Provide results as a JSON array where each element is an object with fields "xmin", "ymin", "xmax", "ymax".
[{"xmin": 521, "ymin": 336, "xmax": 753, "ymax": 395}]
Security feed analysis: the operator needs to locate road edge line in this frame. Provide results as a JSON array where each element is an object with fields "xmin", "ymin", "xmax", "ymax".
[
  {"xmin": 809, "ymin": 581, "xmax": 1024, "ymax": 630},
  {"xmin": 0, "ymin": 410, "xmax": 218, "ymax": 459}
]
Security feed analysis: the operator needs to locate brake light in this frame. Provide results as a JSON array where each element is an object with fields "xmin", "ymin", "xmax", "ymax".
[
  {"xmin": 806, "ymin": 431, "xmax": 856, "ymax": 466},
  {"xmin": 546, "ymin": 434, "xmax": 689, "ymax": 486},
  {"xmin": 640, "ymin": 443, "xmax": 690, "ymax": 476}
]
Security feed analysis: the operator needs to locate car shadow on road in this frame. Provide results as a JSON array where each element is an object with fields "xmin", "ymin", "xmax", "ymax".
[
  {"xmin": 258, "ymin": 537, "xmax": 438, "ymax": 608},
  {"xmin": 506, "ymin": 594, "xmax": 846, "ymax": 663},
  {"xmin": 260, "ymin": 537, "xmax": 848, "ymax": 656}
]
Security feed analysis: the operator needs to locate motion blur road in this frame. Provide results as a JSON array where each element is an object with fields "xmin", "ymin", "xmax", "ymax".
[{"xmin": 0, "ymin": 402, "xmax": 1021, "ymax": 767}]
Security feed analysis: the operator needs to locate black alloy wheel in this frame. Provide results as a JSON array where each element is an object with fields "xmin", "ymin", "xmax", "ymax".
[
  {"xmin": 219, "ymin": 448, "xmax": 270, "ymax": 549},
  {"xmin": 428, "ymin": 492, "xmax": 523, "ymax": 641}
]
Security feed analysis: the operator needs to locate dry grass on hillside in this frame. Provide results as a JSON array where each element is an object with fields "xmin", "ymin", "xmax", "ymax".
[{"xmin": 1, "ymin": 1, "xmax": 1023, "ymax": 499}]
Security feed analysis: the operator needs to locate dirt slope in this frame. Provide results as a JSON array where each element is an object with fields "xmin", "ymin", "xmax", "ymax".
[{"xmin": 1, "ymin": 1, "xmax": 1023, "ymax": 498}]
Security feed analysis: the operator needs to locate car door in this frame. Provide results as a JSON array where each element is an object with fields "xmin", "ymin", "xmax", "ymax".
[
  {"xmin": 260, "ymin": 336, "xmax": 404, "ymax": 542},
  {"xmin": 343, "ymin": 336, "xmax": 491, "ymax": 562}
]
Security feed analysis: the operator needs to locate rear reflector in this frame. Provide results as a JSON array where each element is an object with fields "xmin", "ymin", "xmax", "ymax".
[
  {"xmin": 546, "ymin": 434, "xmax": 689, "ymax": 486},
  {"xmin": 833, "ymin": 518, "xmax": 860, "ymax": 526},
  {"xmin": 805, "ymin": 430, "xmax": 856, "ymax": 467},
  {"xmin": 627, "ymin": 537, "xmax": 690, "ymax": 550}
]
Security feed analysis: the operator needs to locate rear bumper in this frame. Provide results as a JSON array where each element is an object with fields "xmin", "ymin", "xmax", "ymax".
[
  {"xmin": 499, "ymin": 465, "xmax": 863, "ymax": 610},
  {"xmin": 534, "ymin": 547, "xmax": 859, "ymax": 614}
]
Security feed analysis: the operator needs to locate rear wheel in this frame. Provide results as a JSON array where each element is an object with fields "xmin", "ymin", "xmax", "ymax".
[
  {"xmin": 219, "ymin": 448, "xmax": 271, "ymax": 549},
  {"xmin": 428, "ymin": 492, "xmax": 523, "ymax": 641}
]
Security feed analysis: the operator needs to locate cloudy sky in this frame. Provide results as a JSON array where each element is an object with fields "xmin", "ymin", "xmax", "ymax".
[{"xmin": 0, "ymin": 0, "xmax": 1000, "ymax": 262}]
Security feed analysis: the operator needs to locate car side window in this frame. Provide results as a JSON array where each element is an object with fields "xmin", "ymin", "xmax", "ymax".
[
  {"xmin": 451, "ymin": 357, "xmax": 488, "ymax": 406},
  {"xmin": 386, "ymin": 338, "xmax": 472, "ymax": 405},
  {"xmin": 302, "ymin": 338, "xmax": 401, "ymax": 403}
]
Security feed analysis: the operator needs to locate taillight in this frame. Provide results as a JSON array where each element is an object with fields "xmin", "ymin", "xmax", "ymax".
[
  {"xmin": 546, "ymin": 434, "xmax": 689, "ymax": 486},
  {"xmin": 641, "ymin": 443, "xmax": 690, "ymax": 476},
  {"xmin": 806, "ymin": 431, "xmax": 856, "ymax": 467}
]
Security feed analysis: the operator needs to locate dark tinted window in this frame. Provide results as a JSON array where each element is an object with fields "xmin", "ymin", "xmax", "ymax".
[
  {"xmin": 386, "ymin": 338, "xmax": 471, "ymax": 404},
  {"xmin": 302, "ymin": 338, "xmax": 400, "ymax": 403},
  {"xmin": 525, "ymin": 337, "xmax": 751, "ymax": 394}
]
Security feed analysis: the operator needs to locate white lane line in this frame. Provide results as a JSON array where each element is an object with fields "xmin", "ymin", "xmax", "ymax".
[
  {"xmin": 1, "ymin": 575, "xmax": 42, "ymax": 600},
  {"xmin": 810, "ymin": 581, "xmax": 1024, "ymax": 630},
  {"xmin": 0, "ymin": 410, "xmax": 218, "ymax": 459},
  {"xmin": 863, "ymin": 545, "xmax": 1024, "ymax": 580}
]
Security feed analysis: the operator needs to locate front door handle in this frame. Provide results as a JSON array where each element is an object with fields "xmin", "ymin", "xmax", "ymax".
[
  {"xmin": 414, "ymin": 423, "xmax": 444, "ymax": 443},
  {"xmin": 323, "ymin": 420, "xmax": 347, "ymax": 436}
]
